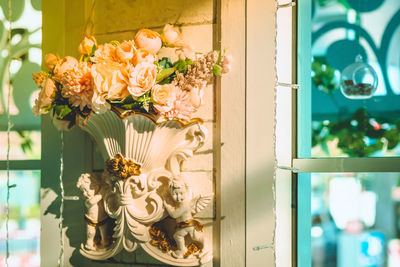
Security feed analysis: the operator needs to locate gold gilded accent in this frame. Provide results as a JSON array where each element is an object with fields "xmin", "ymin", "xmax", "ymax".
[
  {"xmin": 149, "ymin": 224, "xmax": 174, "ymax": 253},
  {"xmin": 84, "ymin": 215, "xmax": 109, "ymax": 227},
  {"xmin": 176, "ymin": 219, "xmax": 204, "ymax": 232},
  {"xmin": 110, "ymin": 106, "xmax": 203, "ymax": 127},
  {"xmin": 149, "ymin": 221, "xmax": 204, "ymax": 257},
  {"xmin": 184, "ymin": 242, "xmax": 201, "ymax": 258},
  {"xmin": 106, "ymin": 153, "xmax": 141, "ymax": 179}
]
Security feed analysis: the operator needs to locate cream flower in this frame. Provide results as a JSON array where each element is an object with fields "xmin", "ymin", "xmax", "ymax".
[
  {"xmin": 92, "ymin": 43, "xmax": 118, "ymax": 63},
  {"xmin": 52, "ymin": 116, "xmax": 71, "ymax": 131},
  {"xmin": 44, "ymin": 53, "xmax": 59, "ymax": 70},
  {"xmin": 53, "ymin": 56, "xmax": 78, "ymax": 82},
  {"xmin": 91, "ymin": 62, "xmax": 130, "ymax": 100},
  {"xmin": 78, "ymin": 36, "xmax": 97, "ymax": 55},
  {"xmin": 61, "ymin": 62, "xmax": 93, "ymax": 111},
  {"xmin": 127, "ymin": 62, "xmax": 157, "ymax": 98},
  {"xmin": 161, "ymin": 24, "xmax": 184, "ymax": 47},
  {"xmin": 32, "ymin": 78, "xmax": 57, "ymax": 116},
  {"xmin": 91, "ymin": 93, "xmax": 111, "ymax": 114},
  {"xmin": 152, "ymin": 84, "xmax": 177, "ymax": 113},
  {"xmin": 116, "ymin": 41, "xmax": 136, "ymax": 63},
  {"xmin": 132, "ymin": 48, "xmax": 157, "ymax": 65},
  {"xmin": 134, "ymin": 29, "xmax": 162, "ymax": 54}
]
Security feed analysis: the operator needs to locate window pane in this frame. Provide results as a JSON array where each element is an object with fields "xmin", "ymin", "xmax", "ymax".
[
  {"xmin": 311, "ymin": 172, "xmax": 400, "ymax": 267},
  {"xmin": 0, "ymin": 131, "xmax": 41, "ymax": 160},
  {"xmin": 305, "ymin": 0, "xmax": 400, "ymax": 158},
  {"xmin": 0, "ymin": 170, "xmax": 40, "ymax": 267}
]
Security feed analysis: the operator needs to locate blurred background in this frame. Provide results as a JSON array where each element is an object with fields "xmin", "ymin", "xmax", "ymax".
[
  {"xmin": 309, "ymin": 0, "xmax": 400, "ymax": 266},
  {"xmin": 0, "ymin": 0, "xmax": 41, "ymax": 266}
]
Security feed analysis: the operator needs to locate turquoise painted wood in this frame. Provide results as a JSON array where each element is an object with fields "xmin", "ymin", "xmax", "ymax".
[{"xmin": 297, "ymin": 0, "xmax": 312, "ymax": 266}]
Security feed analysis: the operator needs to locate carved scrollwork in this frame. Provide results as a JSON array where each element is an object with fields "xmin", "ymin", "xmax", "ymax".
[{"xmin": 78, "ymin": 111, "xmax": 212, "ymax": 266}]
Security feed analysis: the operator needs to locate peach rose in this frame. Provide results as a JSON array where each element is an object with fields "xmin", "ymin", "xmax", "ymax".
[
  {"xmin": 92, "ymin": 43, "xmax": 118, "ymax": 63},
  {"xmin": 127, "ymin": 62, "xmax": 157, "ymax": 98},
  {"xmin": 91, "ymin": 62, "xmax": 130, "ymax": 100},
  {"xmin": 161, "ymin": 24, "xmax": 184, "ymax": 47},
  {"xmin": 132, "ymin": 48, "xmax": 157, "ymax": 65},
  {"xmin": 44, "ymin": 53, "xmax": 59, "ymax": 70},
  {"xmin": 116, "ymin": 41, "xmax": 136, "ymax": 63},
  {"xmin": 134, "ymin": 29, "xmax": 162, "ymax": 54},
  {"xmin": 78, "ymin": 36, "xmax": 97, "ymax": 55},
  {"xmin": 32, "ymin": 78, "xmax": 57, "ymax": 116},
  {"xmin": 53, "ymin": 56, "xmax": 78, "ymax": 82},
  {"xmin": 152, "ymin": 84, "xmax": 177, "ymax": 113}
]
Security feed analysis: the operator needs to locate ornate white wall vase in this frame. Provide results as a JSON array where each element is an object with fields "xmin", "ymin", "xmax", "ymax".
[{"xmin": 76, "ymin": 109, "xmax": 212, "ymax": 266}]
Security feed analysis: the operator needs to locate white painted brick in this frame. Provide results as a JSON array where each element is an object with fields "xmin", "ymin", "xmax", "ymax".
[
  {"xmin": 94, "ymin": 0, "xmax": 214, "ymax": 35},
  {"xmin": 181, "ymin": 152, "xmax": 213, "ymax": 172}
]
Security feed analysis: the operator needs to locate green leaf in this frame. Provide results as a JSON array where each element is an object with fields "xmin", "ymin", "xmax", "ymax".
[
  {"xmin": 54, "ymin": 105, "xmax": 72, "ymax": 118},
  {"xmin": 173, "ymin": 60, "xmax": 187, "ymax": 73},
  {"xmin": 213, "ymin": 65, "xmax": 222, "ymax": 76},
  {"xmin": 173, "ymin": 59, "xmax": 193, "ymax": 74},
  {"xmin": 158, "ymin": 57, "xmax": 173, "ymax": 69},
  {"xmin": 90, "ymin": 44, "xmax": 97, "ymax": 57},
  {"xmin": 108, "ymin": 95, "xmax": 134, "ymax": 105},
  {"xmin": 156, "ymin": 67, "xmax": 175, "ymax": 83}
]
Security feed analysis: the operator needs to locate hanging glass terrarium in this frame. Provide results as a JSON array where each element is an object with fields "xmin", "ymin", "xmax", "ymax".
[{"xmin": 340, "ymin": 55, "xmax": 378, "ymax": 99}]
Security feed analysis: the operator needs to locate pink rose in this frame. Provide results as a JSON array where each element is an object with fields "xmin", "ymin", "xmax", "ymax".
[
  {"xmin": 222, "ymin": 54, "xmax": 233, "ymax": 73},
  {"xmin": 160, "ymin": 90, "xmax": 194, "ymax": 120},
  {"xmin": 161, "ymin": 24, "xmax": 184, "ymax": 47},
  {"xmin": 132, "ymin": 48, "xmax": 157, "ymax": 65},
  {"xmin": 116, "ymin": 41, "xmax": 136, "ymax": 63},
  {"xmin": 134, "ymin": 29, "xmax": 162, "ymax": 54},
  {"xmin": 78, "ymin": 36, "xmax": 97, "ymax": 55},
  {"xmin": 127, "ymin": 62, "xmax": 157, "ymax": 98},
  {"xmin": 189, "ymin": 87, "xmax": 204, "ymax": 109},
  {"xmin": 53, "ymin": 56, "xmax": 78, "ymax": 82},
  {"xmin": 32, "ymin": 78, "xmax": 57, "ymax": 116},
  {"xmin": 176, "ymin": 44, "xmax": 195, "ymax": 60}
]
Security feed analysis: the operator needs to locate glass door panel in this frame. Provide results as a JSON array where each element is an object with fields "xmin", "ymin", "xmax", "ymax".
[
  {"xmin": 302, "ymin": 0, "xmax": 400, "ymax": 158},
  {"xmin": 311, "ymin": 172, "xmax": 400, "ymax": 267}
]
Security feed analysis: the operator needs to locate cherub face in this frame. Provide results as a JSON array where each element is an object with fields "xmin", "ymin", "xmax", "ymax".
[
  {"xmin": 80, "ymin": 182, "xmax": 97, "ymax": 198},
  {"xmin": 171, "ymin": 187, "xmax": 186, "ymax": 203}
]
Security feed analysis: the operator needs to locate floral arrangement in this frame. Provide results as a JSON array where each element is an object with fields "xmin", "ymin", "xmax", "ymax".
[{"xmin": 32, "ymin": 24, "xmax": 232, "ymax": 128}]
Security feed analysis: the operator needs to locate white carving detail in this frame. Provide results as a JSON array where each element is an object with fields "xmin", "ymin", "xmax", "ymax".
[{"xmin": 76, "ymin": 110, "xmax": 211, "ymax": 266}]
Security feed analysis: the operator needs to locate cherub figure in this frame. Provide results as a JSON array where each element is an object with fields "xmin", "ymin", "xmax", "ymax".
[
  {"xmin": 163, "ymin": 177, "xmax": 213, "ymax": 258},
  {"xmin": 77, "ymin": 173, "xmax": 111, "ymax": 250}
]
